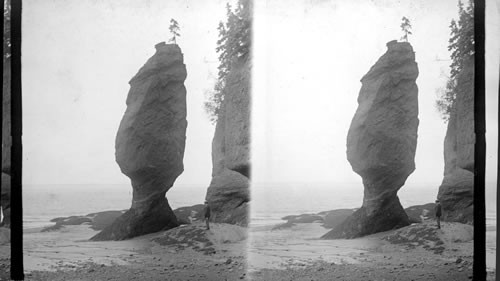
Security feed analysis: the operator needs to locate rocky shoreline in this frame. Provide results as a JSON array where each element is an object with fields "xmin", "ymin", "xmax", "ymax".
[
  {"xmin": 36, "ymin": 202, "xmax": 441, "ymax": 236},
  {"xmin": 247, "ymin": 203, "xmax": 496, "ymax": 281},
  {"xmin": 272, "ymin": 202, "xmax": 440, "ymax": 231},
  {"xmin": 249, "ymin": 219, "xmax": 492, "ymax": 281},
  {"xmin": 20, "ymin": 221, "xmax": 247, "ymax": 281},
  {"xmin": 39, "ymin": 204, "xmax": 206, "ymax": 233},
  {"xmin": 0, "ymin": 203, "xmax": 495, "ymax": 281}
]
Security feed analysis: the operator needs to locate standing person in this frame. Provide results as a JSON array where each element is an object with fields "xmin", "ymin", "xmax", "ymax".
[
  {"xmin": 204, "ymin": 201, "xmax": 211, "ymax": 230},
  {"xmin": 435, "ymin": 199, "xmax": 442, "ymax": 229}
]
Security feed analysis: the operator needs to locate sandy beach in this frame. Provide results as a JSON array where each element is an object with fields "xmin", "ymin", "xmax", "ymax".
[
  {"xmin": 0, "ymin": 218, "xmax": 496, "ymax": 280},
  {"xmin": 16, "ymin": 223, "xmax": 247, "ymax": 281},
  {"xmin": 248, "ymin": 221, "xmax": 496, "ymax": 281}
]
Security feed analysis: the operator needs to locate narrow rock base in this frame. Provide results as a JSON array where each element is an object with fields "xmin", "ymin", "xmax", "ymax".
[
  {"xmin": 322, "ymin": 196, "xmax": 410, "ymax": 239},
  {"xmin": 91, "ymin": 197, "xmax": 178, "ymax": 241}
]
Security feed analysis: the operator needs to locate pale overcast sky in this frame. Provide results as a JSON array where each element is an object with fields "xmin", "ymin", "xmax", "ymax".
[
  {"xmin": 252, "ymin": 0, "xmax": 498, "ymax": 195},
  {"xmin": 22, "ymin": 0, "xmax": 497, "ymax": 195},
  {"xmin": 22, "ymin": 0, "xmax": 234, "ymax": 186}
]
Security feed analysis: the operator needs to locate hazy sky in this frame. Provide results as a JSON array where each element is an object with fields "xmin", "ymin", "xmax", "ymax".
[
  {"xmin": 22, "ymin": 0, "xmax": 498, "ymax": 195},
  {"xmin": 252, "ymin": 0, "xmax": 499, "ymax": 193},
  {"xmin": 23, "ymin": 0, "xmax": 233, "ymax": 186}
]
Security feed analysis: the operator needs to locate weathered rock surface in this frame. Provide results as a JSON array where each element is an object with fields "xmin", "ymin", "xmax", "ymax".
[
  {"xmin": 323, "ymin": 41, "xmax": 419, "ymax": 239},
  {"xmin": 382, "ymin": 221, "xmax": 473, "ymax": 254},
  {"xmin": 42, "ymin": 210, "xmax": 126, "ymax": 232},
  {"xmin": 273, "ymin": 203, "xmax": 437, "ymax": 231},
  {"xmin": 173, "ymin": 204, "xmax": 206, "ymax": 225},
  {"xmin": 205, "ymin": 59, "xmax": 250, "ymax": 226},
  {"xmin": 404, "ymin": 203, "xmax": 437, "ymax": 223},
  {"xmin": 272, "ymin": 209, "xmax": 356, "ymax": 230},
  {"xmin": 1, "ymin": 58, "xmax": 11, "ymax": 227},
  {"xmin": 92, "ymin": 42, "xmax": 187, "ymax": 241},
  {"xmin": 42, "ymin": 204, "xmax": 207, "ymax": 233},
  {"xmin": 152, "ymin": 223, "xmax": 247, "ymax": 255},
  {"xmin": 437, "ymin": 59, "xmax": 474, "ymax": 224}
]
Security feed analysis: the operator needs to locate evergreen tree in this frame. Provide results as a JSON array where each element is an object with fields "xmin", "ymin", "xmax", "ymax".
[
  {"xmin": 205, "ymin": 0, "xmax": 251, "ymax": 123},
  {"xmin": 400, "ymin": 17, "xmax": 412, "ymax": 42},
  {"xmin": 4, "ymin": 0, "xmax": 11, "ymax": 61},
  {"xmin": 436, "ymin": 0, "xmax": 474, "ymax": 121},
  {"xmin": 169, "ymin": 19, "xmax": 180, "ymax": 44}
]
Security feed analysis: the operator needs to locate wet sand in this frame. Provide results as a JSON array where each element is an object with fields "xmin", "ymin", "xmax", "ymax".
[
  {"xmin": 21, "ymin": 223, "xmax": 247, "ymax": 281},
  {"xmin": 0, "ymin": 221, "xmax": 495, "ymax": 280},
  {"xmin": 248, "ymin": 221, "xmax": 495, "ymax": 281}
]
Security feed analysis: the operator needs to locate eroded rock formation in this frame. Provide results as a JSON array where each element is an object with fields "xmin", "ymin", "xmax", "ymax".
[
  {"xmin": 205, "ymin": 59, "xmax": 250, "ymax": 226},
  {"xmin": 323, "ymin": 40, "xmax": 419, "ymax": 239},
  {"xmin": 92, "ymin": 42, "xmax": 187, "ymax": 240},
  {"xmin": 437, "ymin": 59, "xmax": 474, "ymax": 224}
]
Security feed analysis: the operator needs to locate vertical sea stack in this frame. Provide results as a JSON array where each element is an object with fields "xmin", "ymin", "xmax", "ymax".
[
  {"xmin": 205, "ymin": 59, "xmax": 250, "ymax": 226},
  {"xmin": 437, "ymin": 59, "xmax": 474, "ymax": 224},
  {"xmin": 91, "ymin": 42, "xmax": 187, "ymax": 241},
  {"xmin": 323, "ymin": 40, "xmax": 419, "ymax": 239}
]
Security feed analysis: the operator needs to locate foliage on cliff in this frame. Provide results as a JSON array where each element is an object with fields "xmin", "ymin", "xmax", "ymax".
[
  {"xmin": 204, "ymin": 0, "xmax": 251, "ymax": 124},
  {"xmin": 436, "ymin": 0, "xmax": 474, "ymax": 122},
  {"xmin": 3, "ymin": 0, "xmax": 10, "ymax": 61}
]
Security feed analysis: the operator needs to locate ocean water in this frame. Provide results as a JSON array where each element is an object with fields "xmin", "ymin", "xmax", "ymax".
[
  {"xmin": 250, "ymin": 182, "xmax": 496, "ymax": 271},
  {"xmin": 23, "ymin": 184, "xmax": 208, "ymax": 230},
  {"xmin": 23, "ymin": 182, "xmax": 496, "ymax": 230},
  {"xmin": 251, "ymin": 182, "xmax": 497, "ymax": 228},
  {"xmin": 22, "ymin": 181, "xmax": 496, "ymax": 269}
]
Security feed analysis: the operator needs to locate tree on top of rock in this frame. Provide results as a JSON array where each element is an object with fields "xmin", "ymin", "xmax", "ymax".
[
  {"xmin": 435, "ymin": 0, "xmax": 474, "ymax": 122},
  {"xmin": 400, "ymin": 17, "xmax": 412, "ymax": 42},
  {"xmin": 169, "ymin": 19, "xmax": 180, "ymax": 44},
  {"xmin": 204, "ymin": 0, "xmax": 251, "ymax": 124}
]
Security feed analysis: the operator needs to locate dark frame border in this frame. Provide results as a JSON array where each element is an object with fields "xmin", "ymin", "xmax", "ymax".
[
  {"xmin": 5, "ymin": 0, "xmax": 491, "ymax": 280},
  {"xmin": 473, "ymin": 0, "xmax": 486, "ymax": 280},
  {"xmin": 10, "ymin": 0, "xmax": 23, "ymax": 279}
]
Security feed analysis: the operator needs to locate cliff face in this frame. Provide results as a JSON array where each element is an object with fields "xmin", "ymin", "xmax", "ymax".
[
  {"xmin": 323, "ymin": 41, "xmax": 419, "ymax": 239},
  {"xmin": 1, "ymin": 58, "xmax": 11, "ymax": 227},
  {"xmin": 92, "ymin": 42, "xmax": 187, "ymax": 241},
  {"xmin": 437, "ymin": 59, "xmax": 474, "ymax": 224},
  {"xmin": 205, "ymin": 59, "xmax": 250, "ymax": 226}
]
